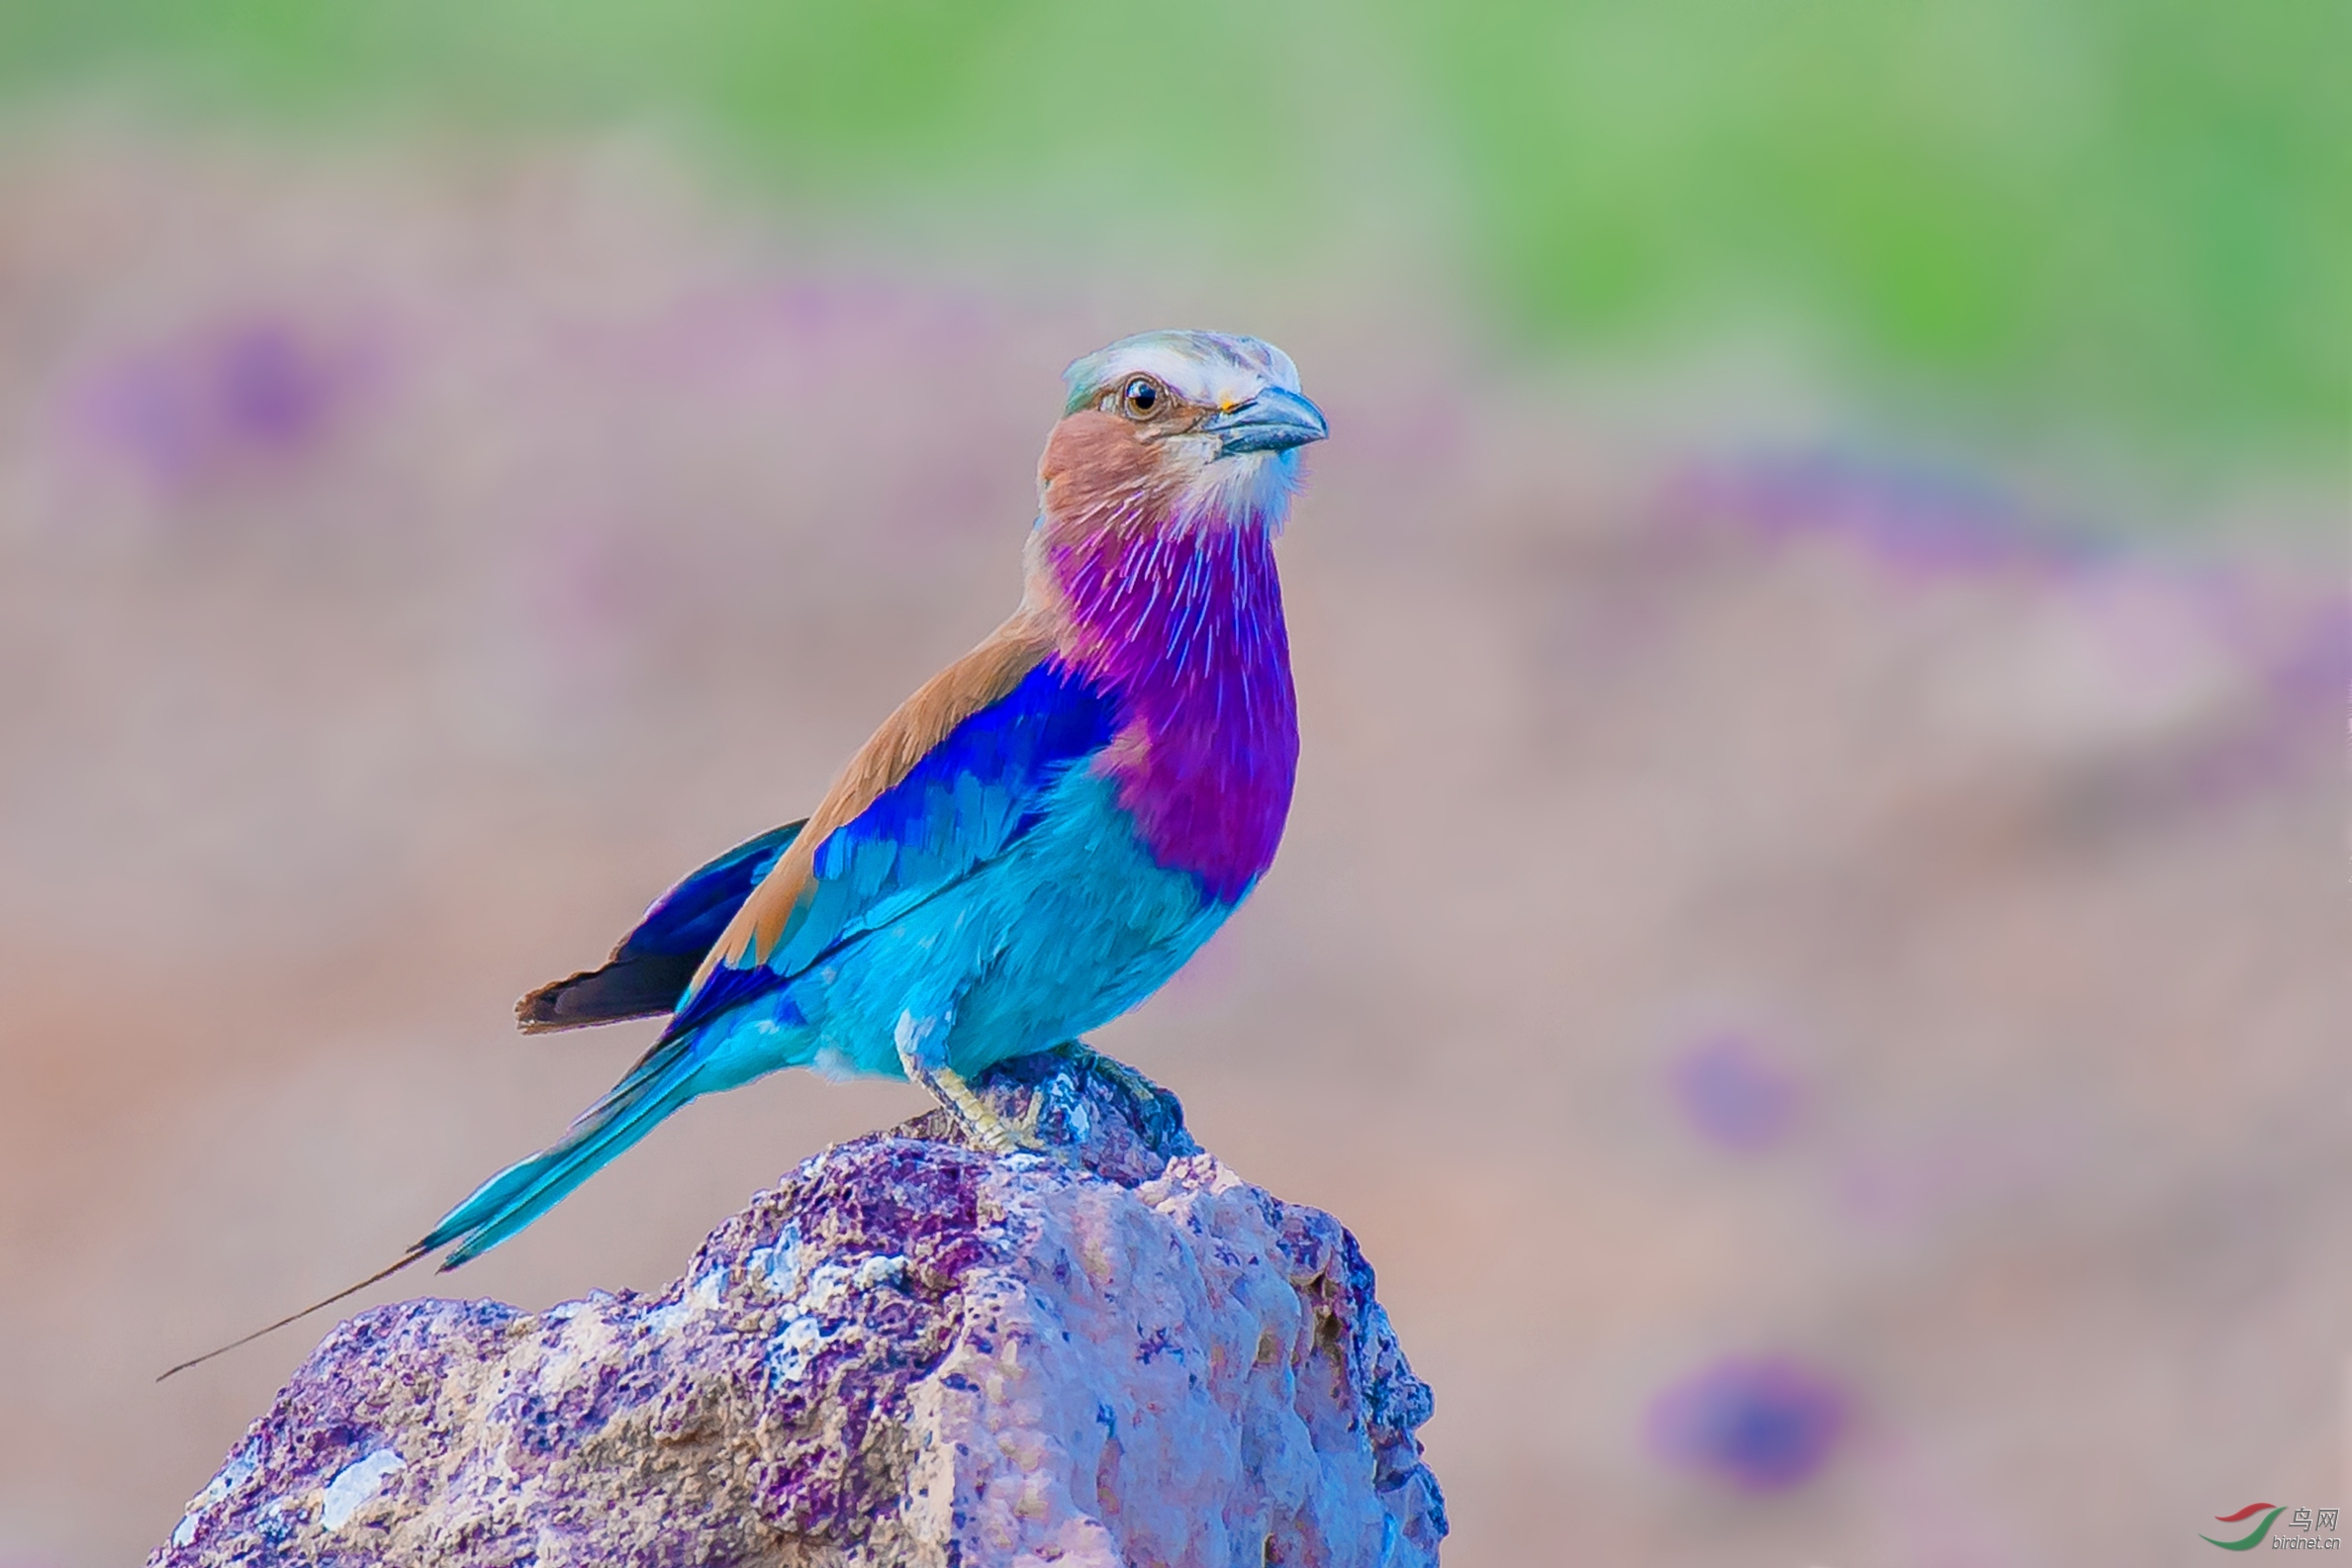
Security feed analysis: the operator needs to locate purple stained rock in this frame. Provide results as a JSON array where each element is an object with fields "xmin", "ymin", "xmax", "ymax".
[
  {"xmin": 150, "ymin": 1046, "xmax": 1446, "ymax": 1568},
  {"xmin": 1649, "ymin": 1355, "xmax": 1847, "ymax": 1492},
  {"xmin": 1669, "ymin": 1034, "xmax": 1799, "ymax": 1153}
]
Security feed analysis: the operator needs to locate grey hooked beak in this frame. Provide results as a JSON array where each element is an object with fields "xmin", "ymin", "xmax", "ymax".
[{"xmin": 1201, "ymin": 386, "xmax": 1329, "ymax": 457}]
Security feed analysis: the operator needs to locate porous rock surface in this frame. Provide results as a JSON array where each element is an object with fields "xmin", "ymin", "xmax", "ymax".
[{"xmin": 150, "ymin": 1047, "xmax": 1447, "ymax": 1566}]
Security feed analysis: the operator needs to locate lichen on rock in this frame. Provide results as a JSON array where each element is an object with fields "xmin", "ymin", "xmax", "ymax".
[{"xmin": 151, "ymin": 1045, "xmax": 1447, "ymax": 1567}]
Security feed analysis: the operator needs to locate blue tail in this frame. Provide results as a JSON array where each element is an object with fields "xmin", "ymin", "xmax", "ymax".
[
  {"xmin": 423, "ymin": 1034, "xmax": 707, "ymax": 1267},
  {"xmin": 156, "ymin": 1032, "xmax": 712, "ymax": 1379}
]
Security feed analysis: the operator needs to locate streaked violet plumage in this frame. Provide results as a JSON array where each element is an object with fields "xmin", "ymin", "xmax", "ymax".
[{"xmin": 1052, "ymin": 515, "xmax": 1295, "ymax": 900}]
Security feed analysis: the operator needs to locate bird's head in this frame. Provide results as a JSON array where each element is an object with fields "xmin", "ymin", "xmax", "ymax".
[{"xmin": 1038, "ymin": 329, "xmax": 1328, "ymax": 536}]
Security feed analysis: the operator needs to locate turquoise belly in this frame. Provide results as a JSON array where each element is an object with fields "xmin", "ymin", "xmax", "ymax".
[{"xmin": 691, "ymin": 766, "xmax": 1238, "ymax": 1087}]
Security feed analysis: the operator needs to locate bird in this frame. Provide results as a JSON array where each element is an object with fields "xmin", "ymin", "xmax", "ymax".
[{"xmin": 160, "ymin": 328, "xmax": 1328, "ymax": 1377}]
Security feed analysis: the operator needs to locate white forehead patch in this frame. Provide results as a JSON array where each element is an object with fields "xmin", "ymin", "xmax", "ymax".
[{"xmin": 1063, "ymin": 329, "xmax": 1301, "ymax": 414}]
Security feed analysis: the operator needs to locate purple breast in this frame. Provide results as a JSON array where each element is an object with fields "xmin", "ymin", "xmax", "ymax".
[{"xmin": 1050, "ymin": 522, "xmax": 1298, "ymax": 904}]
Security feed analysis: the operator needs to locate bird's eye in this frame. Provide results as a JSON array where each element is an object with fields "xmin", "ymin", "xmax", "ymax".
[{"xmin": 1118, "ymin": 377, "xmax": 1163, "ymax": 419}]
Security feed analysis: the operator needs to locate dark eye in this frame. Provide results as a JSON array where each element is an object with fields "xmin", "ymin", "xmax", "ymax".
[{"xmin": 1118, "ymin": 377, "xmax": 1162, "ymax": 418}]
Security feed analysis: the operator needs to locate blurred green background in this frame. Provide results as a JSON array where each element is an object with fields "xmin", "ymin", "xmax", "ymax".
[{"xmin": 5, "ymin": 0, "xmax": 2343, "ymax": 472}]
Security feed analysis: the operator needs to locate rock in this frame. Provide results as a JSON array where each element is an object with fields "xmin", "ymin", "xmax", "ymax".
[{"xmin": 150, "ymin": 1046, "xmax": 1448, "ymax": 1567}]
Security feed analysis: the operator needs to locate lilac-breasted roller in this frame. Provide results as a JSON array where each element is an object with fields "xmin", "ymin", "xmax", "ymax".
[{"xmin": 162, "ymin": 329, "xmax": 1326, "ymax": 1375}]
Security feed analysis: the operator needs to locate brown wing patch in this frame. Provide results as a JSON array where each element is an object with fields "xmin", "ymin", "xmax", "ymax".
[{"xmin": 689, "ymin": 611, "xmax": 1058, "ymax": 987}]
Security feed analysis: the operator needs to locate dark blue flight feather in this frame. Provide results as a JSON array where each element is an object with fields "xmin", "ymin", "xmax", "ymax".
[{"xmin": 515, "ymin": 818, "xmax": 805, "ymax": 1032}]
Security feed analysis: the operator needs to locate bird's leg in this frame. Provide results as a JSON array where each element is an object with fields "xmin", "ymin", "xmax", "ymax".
[
  {"xmin": 930, "ymin": 1063, "xmax": 1047, "ymax": 1155},
  {"xmin": 895, "ymin": 1009, "xmax": 1043, "ymax": 1155}
]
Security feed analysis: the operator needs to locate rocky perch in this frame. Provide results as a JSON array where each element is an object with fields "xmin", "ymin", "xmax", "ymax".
[{"xmin": 151, "ymin": 1047, "xmax": 1447, "ymax": 1566}]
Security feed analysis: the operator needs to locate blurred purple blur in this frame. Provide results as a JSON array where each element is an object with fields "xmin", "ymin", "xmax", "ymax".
[
  {"xmin": 1650, "ymin": 1356, "xmax": 1848, "ymax": 1491},
  {"xmin": 1670, "ymin": 1034, "xmax": 1800, "ymax": 1153}
]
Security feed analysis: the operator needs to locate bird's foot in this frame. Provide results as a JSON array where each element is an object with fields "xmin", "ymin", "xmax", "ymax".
[
  {"xmin": 929, "ymin": 1063, "xmax": 1049, "ymax": 1155},
  {"xmin": 1066, "ymin": 1045, "xmax": 1162, "ymax": 1114},
  {"xmin": 1045, "ymin": 1041, "xmax": 1199, "ymax": 1158}
]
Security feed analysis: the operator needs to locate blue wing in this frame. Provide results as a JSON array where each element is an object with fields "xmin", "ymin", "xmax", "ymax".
[
  {"xmin": 666, "ymin": 657, "xmax": 1119, "ymax": 1041},
  {"xmin": 515, "ymin": 819, "xmax": 805, "ymax": 1032},
  {"xmin": 425, "ymin": 645, "xmax": 1116, "ymax": 1268}
]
